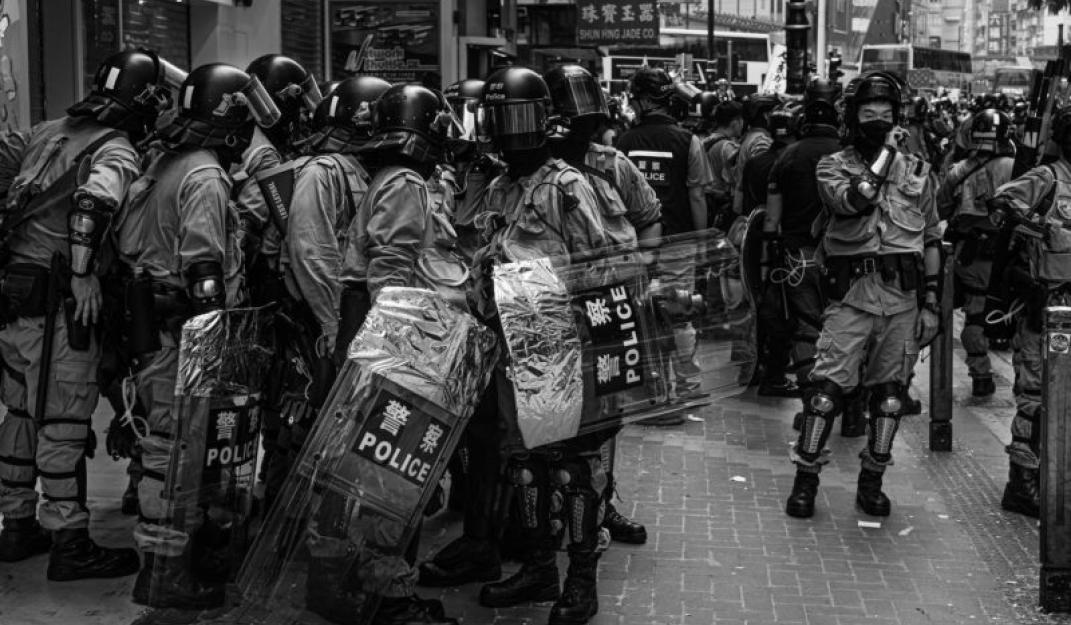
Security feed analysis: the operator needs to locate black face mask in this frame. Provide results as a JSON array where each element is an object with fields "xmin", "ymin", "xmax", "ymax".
[{"xmin": 857, "ymin": 119, "xmax": 893, "ymax": 147}]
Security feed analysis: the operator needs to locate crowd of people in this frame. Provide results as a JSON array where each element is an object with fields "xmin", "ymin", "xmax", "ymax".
[{"xmin": 0, "ymin": 45, "xmax": 1068, "ymax": 625}]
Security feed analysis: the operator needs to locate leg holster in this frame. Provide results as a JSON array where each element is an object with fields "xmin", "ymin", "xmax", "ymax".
[
  {"xmin": 863, "ymin": 382, "xmax": 903, "ymax": 469},
  {"xmin": 792, "ymin": 380, "xmax": 843, "ymax": 467},
  {"xmin": 506, "ymin": 455, "xmax": 555, "ymax": 539}
]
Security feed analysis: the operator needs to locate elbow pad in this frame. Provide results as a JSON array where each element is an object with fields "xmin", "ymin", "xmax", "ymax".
[
  {"xmin": 69, "ymin": 194, "xmax": 111, "ymax": 277},
  {"xmin": 855, "ymin": 146, "xmax": 897, "ymax": 202},
  {"xmin": 185, "ymin": 261, "xmax": 225, "ymax": 315}
]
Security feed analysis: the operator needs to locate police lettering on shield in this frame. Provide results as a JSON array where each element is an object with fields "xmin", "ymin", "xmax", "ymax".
[{"xmin": 579, "ymin": 283, "xmax": 646, "ymax": 396}]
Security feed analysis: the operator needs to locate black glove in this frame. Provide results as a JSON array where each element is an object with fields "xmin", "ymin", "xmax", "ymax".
[
  {"xmin": 105, "ymin": 414, "xmax": 139, "ymax": 460},
  {"xmin": 85, "ymin": 428, "xmax": 98, "ymax": 460}
]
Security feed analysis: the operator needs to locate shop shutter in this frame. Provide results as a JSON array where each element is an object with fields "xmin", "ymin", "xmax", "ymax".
[{"xmin": 281, "ymin": 0, "xmax": 324, "ymax": 80}]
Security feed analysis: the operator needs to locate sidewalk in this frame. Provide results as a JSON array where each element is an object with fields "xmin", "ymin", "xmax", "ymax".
[{"xmin": 2, "ymin": 328, "xmax": 1071, "ymax": 625}]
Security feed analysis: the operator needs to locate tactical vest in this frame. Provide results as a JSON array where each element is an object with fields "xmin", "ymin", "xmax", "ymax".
[
  {"xmin": 617, "ymin": 115, "xmax": 692, "ymax": 236},
  {"xmin": 116, "ymin": 147, "xmax": 240, "ymax": 300},
  {"xmin": 6, "ymin": 118, "xmax": 132, "ymax": 267}
]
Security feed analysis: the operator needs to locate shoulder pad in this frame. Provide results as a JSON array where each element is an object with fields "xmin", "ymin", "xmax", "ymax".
[{"xmin": 553, "ymin": 164, "xmax": 585, "ymax": 188}]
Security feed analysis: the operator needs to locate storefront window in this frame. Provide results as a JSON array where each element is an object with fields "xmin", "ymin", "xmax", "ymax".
[
  {"xmin": 82, "ymin": 0, "xmax": 189, "ymax": 95},
  {"xmin": 328, "ymin": 1, "xmax": 442, "ymax": 88}
]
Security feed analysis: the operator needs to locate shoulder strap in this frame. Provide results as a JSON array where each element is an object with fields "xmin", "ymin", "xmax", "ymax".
[
  {"xmin": 1, "ymin": 129, "xmax": 125, "ymax": 242},
  {"xmin": 574, "ymin": 161, "xmax": 624, "ymax": 203}
]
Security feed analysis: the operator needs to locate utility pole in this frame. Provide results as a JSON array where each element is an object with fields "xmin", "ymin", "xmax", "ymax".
[
  {"xmin": 816, "ymin": 0, "xmax": 827, "ymax": 79},
  {"xmin": 708, "ymin": 0, "xmax": 716, "ymax": 84}
]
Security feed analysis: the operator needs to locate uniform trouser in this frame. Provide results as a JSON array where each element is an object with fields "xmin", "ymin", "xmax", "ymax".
[
  {"xmin": 460, "ymin": 379, "xmax": 504, "ymax": 540},
  {"xmin": 659, "ymin": 241, "xmax": 700, "ymax": 389},
  {"xmin": 1008, "ymin": 316, "xmax": 1042, "ymax": 469},
  {"xmin": 132, "ymin": 331, "xmax": 199, "ymax": 555},
  {"xmin": 0, "ymin": 314, "xmax": 100, "ymax": 529},
  {"xmin": 955, "ymin": 259, "xmax": 993, "ymax": 380},
  {"xmin": 802, "ymin": 300, "xmax": 920, "ymax": 472},
  {"xmin": 758, "ymin": 281, "xmax": 793, "ymax": 383},
  {"xmin": 784, "ymin": 251, "xmax": 825, "ymax": 387}
]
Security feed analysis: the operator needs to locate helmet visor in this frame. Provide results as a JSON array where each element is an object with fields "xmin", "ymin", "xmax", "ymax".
[
  {"xmin": 158, "ymin": 56, "xmax": 188, "ymax": 91},
  {"xmin": 448, "ymin": 98, "xmax": 480, "ymax": 142},
  {"xmin": 480, "ymin": 101, "xmax": 547, "ymax": 150},
  {"xmin": 551, "ymin": 76, "xmax": 608, "ymax": 119},
  {"xmin": 242, "ymin": 75, "xmax": 283, "ymax": 128},
  {"xmin": 300, "ymin": 74, "xmax": 324, "ymax": 113}
]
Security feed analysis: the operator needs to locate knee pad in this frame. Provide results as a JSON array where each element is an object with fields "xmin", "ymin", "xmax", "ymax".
[
  {"xmin": 797, "ymin": 380, "xmax": 844, "ymax": 460},
  {"xmin": 867, "ymin": 383, "xmax": 904, "ymax": 460}
]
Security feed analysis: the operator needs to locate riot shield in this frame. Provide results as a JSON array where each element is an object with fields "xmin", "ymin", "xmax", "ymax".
[
  {"xmin": 494, "ymin": 227, "xmax": 752, "ymax": 450},
  {"xmin": 150, "ymin": 308, "xmax": 275, "ymax": 605},
  {"xmin": 229, "ymin": 288, "xmax": 497, "ymax": 625}
]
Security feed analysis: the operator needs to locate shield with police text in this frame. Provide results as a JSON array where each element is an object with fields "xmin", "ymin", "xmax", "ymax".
[
  {"xmin": 230, "ymin": 288, "xmax": 497, "ymax": 625},
  {"xmin": 740, "ymin": 208, "xmax": 766, "ymax": 312},
  {"xmin": 494, "ymin": 229, "xmax": 749, "ymax": 450},
  {"xmin": 149, "ymin": 308, "xmax": 274, "ymax": 606}
]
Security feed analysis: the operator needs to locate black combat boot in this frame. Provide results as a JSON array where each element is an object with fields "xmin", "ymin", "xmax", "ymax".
[
  {"xmin": 856, "ymin": 468, "xmax": 891, "ymax": 517},
  {"xmin": 418, "ymin": 535, "xmax": 501, "ymax": 586},
  {"xmin": 121, "ymin": 478, "xmax": 139, "ymax": 516},
  {"xmin": 47, "ymin": 528, "xmax": 140, "ymax": 581},
  {"xmin": 131, "ymin": 551, "xmax": 226, "ymax": 608},
  {"xmin": 372, "ymin": 595, "xmax": 457, "ymax": 625},
  {"xmin": 549, "ymin": 550, "xmax": 600, "ymax": 625},
  {"xmin": 479, "ymin": 545, "xmax": 560, "ymax": 608},
  {"xmin": 602, "ymin": 502, "xmax": 646, "ymax": 544},
  {"xmin": 1001, "ymin": 464, "xmax": 1040, "ymax": 518},
  {"xmin": 785, "ymin": 471, "xmax": 820, "ymax": 518},
  {"xmin": 0, "ymin": 516, "xmax": 51, "ymax": 562},
  {"xmin": 972, "ymin": 377, "xmax": 996, "ymax": 397}
]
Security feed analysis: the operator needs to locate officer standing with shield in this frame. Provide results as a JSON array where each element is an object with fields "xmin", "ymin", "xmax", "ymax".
[
  {"xmin": 617, "ymin": 67, "xmax": 714, "ymax": 408},
  {"xmin": 0, "ymin": 49, "xmax": 174, "ymax": 580},
  {"xmin": 471, "ymin": 66, "xmax": 612, "ymax": 625},
  {"xmin": 785, "ymin": 72, "xmax": 941, "ymax": 519},
  {"xmin": 118, "ymin": 63, "xmax": 275, "ymax": 608}
]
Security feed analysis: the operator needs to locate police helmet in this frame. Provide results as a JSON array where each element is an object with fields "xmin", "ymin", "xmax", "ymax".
[
  {"xmin": 697, "ymin": 91, "xmax": 720, "ymax": 121},
  {"xmin": 628, "ymin": 66, "xmax": 674, "ymax": 103},
  {"xmin": 362, "ymin": 83, "xmax": 459, "ymax": 165},
  {"xmin": 545, "ymin": 65, "xmax": 608, "ymax": 124},
  {"xmin": 769, "ymin": 102, "xmax": 803, "ymax": 142},
  {"xmin": 159, "ymin": 63, "xmax": 279, "ymax": 153},
  {"xmin": 968, "ymin": 108, "xmax": 1015, "ymax": 155},
  {"xmin": 846, "ymin": 71, "xmax": 902, "ymax": 130},
  {"xmin": 246, "ymin": 54, "xmax": 322, "ymax": 121},
  {"xmin": 803, "ymin": 78, "xmax": 841, "ymax": 128},
  {"xmin": 444, "ymin": 79, "xmax": 485, "ymax": 148},
  {"xmin": 480, "ymin": 67, "xmax": 552, "ymax": 152},
  {"xmin": 742, "ymin": 93, "xmax": 780, "ymax": 128},
  {"xmin": 68, "ymin": 49, "xmax": 185, "ymax": 140},
  {"xmin": 906, "ymin": 95, "xmax": 928, "ymax": 123},
  {"xmin": 307, "ymin": 76, "xmax": 390, "ymax": 153}
]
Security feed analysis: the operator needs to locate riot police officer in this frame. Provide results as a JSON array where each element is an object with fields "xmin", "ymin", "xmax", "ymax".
[
  {"xmin": 471, "ymin": 66, "xmax": 611, "ymax": 625},
  {"xmin": 617, "ymin": 66, "xmax": 714, "ymax": 405},
  {"xmin": 785, "ymin": 72, "xmax": 941, "ymax": 519},
  {"xmin": 986, "ymin": 105, "xmax": 1071, "ymax": 519},
  {"xmin": 120, "ymin": 63, "xmax": 272, "ymax": 608},
  {"xmin": 263, "ymin": 76, "xmax": 388, "ymax": 510},
  {"xmin": 545, "ymin": 64, "xmax": 662, "ymax": 544},
  {"xmin": 0, "ymin": 49, "xmax": 174, "ymax": 580},
  {"xmin": 937, "ymin": 108, "xmax": 1015, "ymax": 398},
  {"xmin": 315, "ymin": 83, "xmax": 462, "ymax": 625},
  {"xmin": 763, "ymin": 79, "xmax": 842, "ymax": 396}
]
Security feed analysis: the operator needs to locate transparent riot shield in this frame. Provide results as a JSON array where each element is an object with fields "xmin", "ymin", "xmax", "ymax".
[
  {"xmin": 230, "ymin": 288, "xmax": 497, "ymax": 625},
  {"xmin": 494, "ymin": 227, "xmax": 750, "ymax": 450},
  {"xmin": 737, "ymin": 208, "xmax": 767, "ymax": 386},
  {"xmin": 151, "ymin": 308, "xmax": 274, "ymax": 605}
]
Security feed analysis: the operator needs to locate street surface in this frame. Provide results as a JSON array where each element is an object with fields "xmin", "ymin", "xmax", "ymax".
[{"xmin": 3, "ymin": 315, "xmax": 1071, "ymax": 625}]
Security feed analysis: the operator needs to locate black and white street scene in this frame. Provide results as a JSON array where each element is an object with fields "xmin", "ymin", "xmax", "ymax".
[{"xmin": 6, "ymin": 1, "xmax": 1071, "ymax": 624}]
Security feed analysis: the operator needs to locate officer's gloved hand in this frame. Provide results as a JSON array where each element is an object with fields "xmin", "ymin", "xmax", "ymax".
[
  {"xmin": 105, "ymin": 414, "xmax": 139, "ymax": 460},
  {"xmin": 916, "ymin": 302, "xmax": 941, "ymax": 348}
]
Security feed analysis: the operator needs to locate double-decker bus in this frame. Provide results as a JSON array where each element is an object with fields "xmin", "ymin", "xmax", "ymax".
[
  {"xmin": 858, "ymin": 44, "xmax": 973, "ymax": 94},
  {"xmin": 992, "ymin": 66, "xmax": 1035, "ymax": 99},
  {"xmin": 602, "ymin": 28, "xmax": 772, "ymax": 96}
]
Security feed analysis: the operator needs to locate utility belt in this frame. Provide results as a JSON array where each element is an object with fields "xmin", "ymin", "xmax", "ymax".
[
  {"xmin": 823, "ymin": 253, "xmax": 920, "ymax": 302},
  {"xmin": 0, "ymin": 260, "xmax": 93, "ymax": 351}
]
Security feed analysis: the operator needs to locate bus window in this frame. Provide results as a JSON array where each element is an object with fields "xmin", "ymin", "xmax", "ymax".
[{"xmin": 860, "ymin": 47, "xmax": 908, "ymax": 75}]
